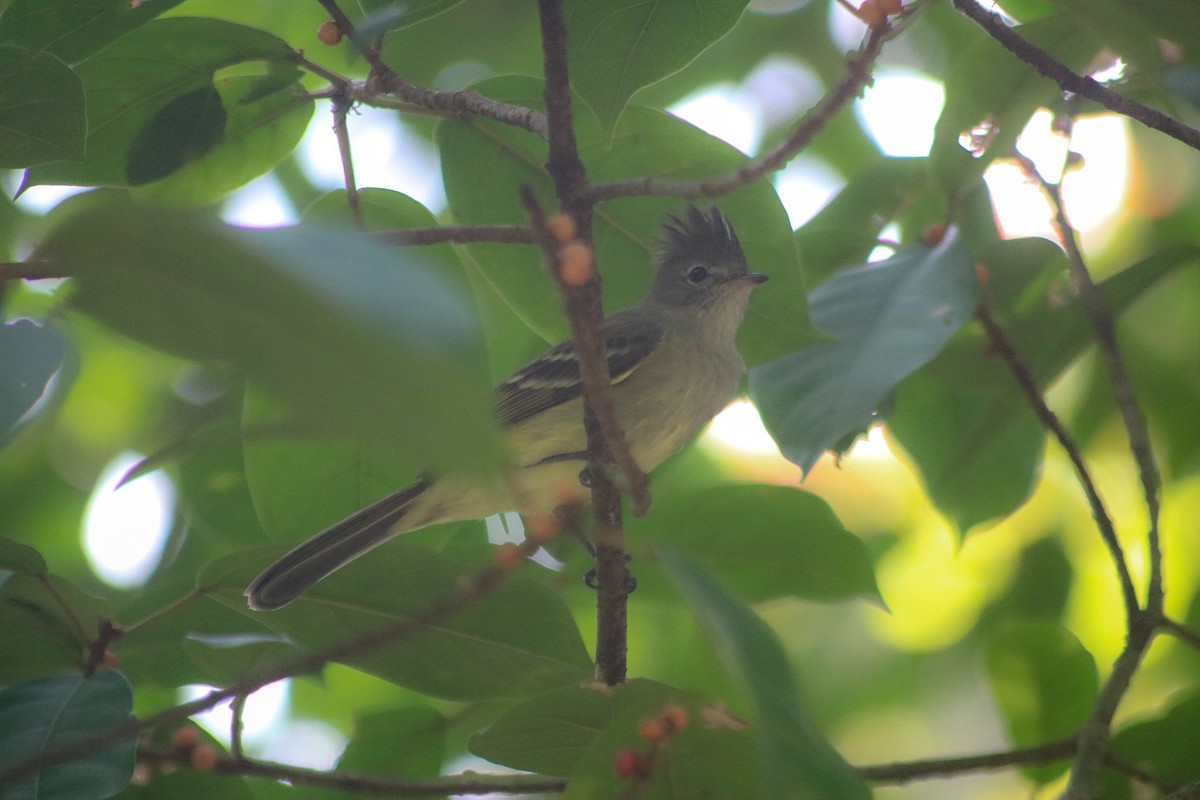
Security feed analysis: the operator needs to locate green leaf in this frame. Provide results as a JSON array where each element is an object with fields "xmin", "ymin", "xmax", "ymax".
[
  {"xmin": 0, "ymin": 47, "xmax": 85, "ymax": 168},
  {"xmin": 38, "ymin": 201, "xmax": 502, "ymax": 476},
  {"xmin": 1046, "ymin": 0, "xmax": 1165, "ymax": 78},
  {"xmin": 438, "ymin": 75, "xmax": 808, "ymax": 366},
  {"xmin": 350, "ymin": 0, "xmax": 468, "ymax": 31},
  {"xmin": 24, "ymin": 17, "xmax": 297, "ymax": 190},
  {"xmin": 0, "ymin": 536, "xmax": 47, "ymax": 576},
  {"xmin": 133, "ymin": 74, "xmax": 314, "ymax": 205},
  {"xmin": 985, "ymin": 620, "xmax": 1097, "ymax": 783},
  {"xmin": 660, "ymin": 551, "xmax": 870, "ymax": 800},
  {"xmin": 750, "ymin": 229, "xmax": 978, "ymax": 473},
  {"xmin": 931, "ymin": 14, "xmax": 1101, "ymax": 189},
  {"xmin": 338, "ymin": 706, "xmax": 446, "ymax": 779},
  {"xmin": 628, "ymin": 484, "xmax": 881, "ymax": 605},
  {"xmin": 795, "ymin": 157, "xmax": 930, "ymax": 286},
  {"xmin": 201, "ymin": 543, "xmax": 592, "ymax": 701},
  {"xmin": 564, "ymin": 0, "xmax": 750, "ymax": 136},
  {"xmin": 0, "ymin": 670, "xmax": 137, "ymax": 800},
  {"xmin": 0, "ymin": 319, "xmax": 66, "ymax": 439},
  {"xmin": 0, "ymin": 572, "xmax": 108, "ymax": 685},
  {"xmin": 0, "ymin": 0, "xmax": 186, "ymax": 64},
  {"xmin": 889, "ymin": 245, "xmax": 1198, "ymax": 532},
  {"xmin": 470, "ymin": 683, "xmax": 621, "ymax": 776},
  {"xmin": 1110, "ymin": 690, "xmax": 1200, "ymax": 787}
]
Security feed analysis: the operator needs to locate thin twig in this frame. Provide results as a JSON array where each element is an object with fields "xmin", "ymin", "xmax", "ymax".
[
  {"xmin": 0, "ymin": 261, "xmax": 63, "ymax": 281},
  {"xmin": 1014, "ymin": 151, "xmax": 1163, "ymax": 616},
  {"xmin": 976, "ymin": 303, "xmax": 1139, "ymax": 616},
  {"xmin": 314, "ymin": 0, "xmax": 394, "ymax": 83},
  {"xmin": 119, "ymin": 589, "xmax": 203, "ymax": 636},
  {"xmin": 229, "ymin": 695, "xmax": 246, "ymax": 759},
  {"xmin": 372, "ymin": 225, "xmax": 534, "ymax": 246},
  {"xmin": 585, "ymin": 21, "xmax": 895, "ymax": 203},
  {"xmin": 0, "ymin": 538, "xmax": 540, "ymax": 786},
  {"xmin": 857, "ymin": 736, "xmax": 1075, "ymax": 784},
  {"xmin": 951, "ymin": 0, "xmax": 1200, "ymax": 153},
  {"xmin": 331, "ymin": 91, "xmax": 362, "ymax": 230},
  {"xmin": 292, "ymin": 50, "xmax": 351, "ymax": 88},
  {"xmin": 1160, "ymin": 617, "xmax": 1200, "ymax": 652},
  {"xmin": 1065, "ymin": 615, "xmax": 1157, "ymax": 800},
  {"xmin": 137, "ymin": 744, "xmax": 567, "ymax": 795}
]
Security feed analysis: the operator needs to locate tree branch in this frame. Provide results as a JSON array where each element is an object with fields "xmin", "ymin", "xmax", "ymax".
[
  {"xmin": 976, "ymin": 303, "xmax": 1139, "ymax": 616},
  {"xmin": 585, "ymin": 20, "xmax": 896, "ymax": 203},
  {"xmin": 951, "ymin": 0, "xmax": 1200, "ymax": 152},
  {"xmin": 138, "ymin": 745, "xmax": 567, "ymax": 796},
  {"xmin": 1160, "ymin": 616, "xmax": 1200, "ymax": 652},
  {"xmin": 0, "ymin": 261, "xmax": 63, "ymax": 281},
  {"xmin": 858, "ymin": 736, "xmax": 1075, "ymax": 784},
  {"xmin": 0, "ymin": 537, "xmax": 543, "ymax": 787},
  {"xmin": 1014, "ymin": 150, "xmax": 1163, "ymax": 617},
  {"xmin": 372, "ymin": 225, "xmax": 534, "ymax": 246},
  {"xmin": 310, "ymin": 0, "xmax": 547, "ymax": 138},
  {"xmin": 533, "ymin": 0, "xmax": 647, "ymax": 688},
  {"xmin": 331, "ymin": 90, "xmax": 363, "ymax": 229}
]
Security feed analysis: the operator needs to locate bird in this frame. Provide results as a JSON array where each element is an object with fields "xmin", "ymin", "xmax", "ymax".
[{"xmin": 246, "ymin": 205, "xmax": 768, "ymax": 610}]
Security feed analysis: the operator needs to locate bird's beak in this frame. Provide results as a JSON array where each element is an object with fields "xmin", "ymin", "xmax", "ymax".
[{"xmin": 740, "ymin": 272, "xmax": 769, "ymax": 286}]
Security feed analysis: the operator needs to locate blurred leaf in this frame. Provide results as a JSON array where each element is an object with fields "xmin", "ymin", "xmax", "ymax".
[
  {"xmin": 660, "ymin": 551, "xmax": 870, "ymax": 800},
  {"xmin": 350, "ymin": 0, "xmax": 468, "ymax": 31},
  {"xmin": 125, "ymin": 85, "xmax": 227, "ymax": 185},
  {"xmin": 983, "ymin": 536, "xmax": 1073, "ymax": 626},
  {"xmin": 470, "ymin": 683, "xmax": 622, "ymax": 776},
  {"xmin": 438, "ymin": 75, "xmax": 808, "ymax": 366},
  {"xmin": 24, "ymin": 17, "xmax": 297, "ymax": 190},
  {"xmin": 628, "ymin": 484, "xmax": 881, "ymax": 605},
  {"xmin": 1110, "ymin": 690, "xmax": 1200, "ymax": 788},
  {"xmin": 241, "ymin": 428, "xmax": 421, "ymax": 542},
  {"xmin": 1165, "ymin": 66, "xmax": 1200, "ymax": 109},
  {"xmin": 751, "ymin": 229, "xmax": 978, "ymax": 473},
  {"xmin": 134, "ymin": 74, "xmax": 314, "ymax": 205},
  {"xmin": 39, "ymin": 201, "xmax": 502, "ymax": 476},
  {"xmin": 931, "ymin": 14, "xmax": 1100, "ymax": 189},
  {"xmin": 564, "ymin": 0, "xmax": 749, "ymax": 137},
  {"xmin": 0, "ymin": 670, "xmax": 136, "ymax": 800},
  {"xmin": 890, "ymin": 245, "xmax": 1197, "ymax": 532},
  {"xmin": 0, "ymin": 0, "xmax": 185, "ymax": 64},
  {"xmin": 0, "ymin": 537, "xmax": 47, "ymax": 576},
  {"xmin": 0, "ymin": 319, "xmax": 66, "ymax": 440},
  {"xmin": 338, "ymin": 706, "xmax": 446, "ymax": 780},
  {"xmin": 201, "ymin": 542, "xmax": 592, "ymax": 701},
  {"xmin": 0, "ymin": 47, "xmax": 85, "ymax": 168},
  {"xmin": 180, "ymin": 634, "xmax": 304, "ymax": 686},
  {"xmin": 796, "ymin": 157, "xmax": 930, "ymax": 285},
  {"xmin": 0, "ymin": 572, "xmax": 106, "ymax": 684},
  {"xmin": 985, "ymin": 620, "xmax": 1096, "ymax": 783},
  {"xmin": 1046, "ymin": 0, "xmax": 1165, "ymax": 78}
]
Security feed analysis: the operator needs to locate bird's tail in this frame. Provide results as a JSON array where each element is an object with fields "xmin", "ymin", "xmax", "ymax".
[{"xmin": 245, "ymin": 480, "xmax": 429, "ymax": 610}]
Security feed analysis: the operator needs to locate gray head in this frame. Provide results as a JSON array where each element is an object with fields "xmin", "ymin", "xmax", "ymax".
[{"xmin": 650, "ymin": 205, "xmax": 768, "ymax": 309}]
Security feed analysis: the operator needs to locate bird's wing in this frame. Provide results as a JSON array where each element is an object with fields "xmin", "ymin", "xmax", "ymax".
[{"xmin": 492, "ymin": 312, "xmax": 664, "ymax": 428}]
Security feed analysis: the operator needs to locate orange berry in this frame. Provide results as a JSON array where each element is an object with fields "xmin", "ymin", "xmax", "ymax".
[
  {"xmin": 190, "ymin": 744, "xmax": 219, "ymax": 772},
  {"xmin": 553, "ymin": 480, "xmax": 586, "ymax": 508},
  {"xmin": 975, "ymin": 263, "xmax": 991, "ymax": 287},
  {"xmin": 547, "ymin": 214, "xmax": 577, "ymax": 245},
  {"xmin": 526, "ymin": 514, "xmax": 561, "ymax": 543},
  {"xmin": 662, "ymin": 704, "xmax": 689, "ymax": 732},
  {"xmin": 494, "ymin": 542, "xmax": 523, "ymax": 570},
  {"xmin": 559, "ymin": 242, "xmax": 593, "ymax": 286},
  {"xmin": 614, "ymin": 748, "xmax": 642, "ymax": 779},
  {"xmin": 921, "ymin": 223, "xmax": 947, "ymax": 246},
  {"xmin": 172, "ymin": 726, "xmax": 201, "ymax": 751},
  {"xmin": 857, "ymin": 0, "xmax": 887, "ymax": 27},
  {"xmin": 317, "ymin": 21, "xmax": 343, "ymax": 45},
  {"xmin": 638, "ymin": 718, "xmax": 669, "ymax": 743},
  {"xmin": 876, "ymin": 0, "xmax": 902, "ymax": 15},
  {"xmin": 102, "ymin": 650, "xmax": 120, "ymax": 669}
]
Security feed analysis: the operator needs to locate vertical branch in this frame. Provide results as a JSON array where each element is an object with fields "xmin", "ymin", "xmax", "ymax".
[
  {"xmin": 331, "ymin": 92, "xmax": 362, "ymax": 230},
  {"xmin": 534, "ymin": 0, "xmax": 637, "ymax": 686}
]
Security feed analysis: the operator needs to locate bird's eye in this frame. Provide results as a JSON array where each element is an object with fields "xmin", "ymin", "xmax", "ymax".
[{"xmin": 686, "ymin": 265, "xmax": 709, "ymax": 284}]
